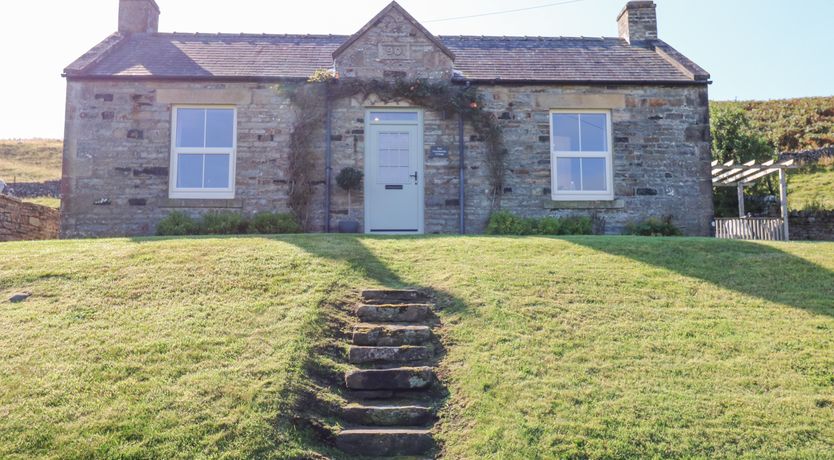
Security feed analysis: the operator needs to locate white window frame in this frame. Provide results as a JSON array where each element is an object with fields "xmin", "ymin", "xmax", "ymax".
[
  {"xmin": 549, "ymin": 109, "xmax": 614, "ymax": 201},
  {"xmin": 169, "ymin": 105, "xmax": 237, "ymax": 199}
]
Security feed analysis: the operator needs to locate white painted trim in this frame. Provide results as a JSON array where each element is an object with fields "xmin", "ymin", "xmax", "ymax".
[
  {"xmin": 549, "ymin": 109, "xmax": 615, "ymax": 201},
  {"xmin": 364, "ymin": 107, "xmax": 425, "ymax": 234},
  {"xmin": 169, "ymin": 105, "xmax": 237, "ymax": 200}
]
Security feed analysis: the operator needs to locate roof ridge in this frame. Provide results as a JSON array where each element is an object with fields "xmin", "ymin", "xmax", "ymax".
[
  {"xmin": 159, "ymin": 32, "xmax": 351, "ymax": 39},
  {"xmin": 438, "ymin": 35, "xmax": 622, "ymax": 41}
]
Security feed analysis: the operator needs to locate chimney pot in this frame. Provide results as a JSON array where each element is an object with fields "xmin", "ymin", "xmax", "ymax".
[
  {"xmin": 119, "ymin": 0, "xmax": 160, "ymax": 34},
  {"xmin": 617, "ymin": 1, "xmax": 657, "ymax": 45}
]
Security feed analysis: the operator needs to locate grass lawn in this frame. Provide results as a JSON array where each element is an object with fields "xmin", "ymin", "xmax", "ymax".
[
  {"xmin": 0, "ymin": 139, "xmax": 62, "ymax": 183},
  {"xmin": 1, "ymin": 235, "xmax": 833, "ymax": 458},
  {"xmin": 789, "ymin": 164, "xmax": 834, "ymax": 211},
  {"xmin": 21, "ymin": 197, "xmax": 60, "ymax": 209}
]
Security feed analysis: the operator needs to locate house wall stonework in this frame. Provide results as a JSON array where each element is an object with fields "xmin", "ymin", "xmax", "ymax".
[
  {"xmin": 62, "ymin": 78, "xmax": 711, "ymax": 237},
  {"xmin": 333, "ymin": 8, "xmax": 453, "ymax": 81},
  {"xmin": 62, "ymin": 80, "xmax": 301, "ymax": 237}
]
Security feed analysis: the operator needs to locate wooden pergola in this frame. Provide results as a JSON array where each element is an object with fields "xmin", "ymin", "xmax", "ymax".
[{"xmin": 711, "ymin": 158, "xmax": 799, "ymax": 241}]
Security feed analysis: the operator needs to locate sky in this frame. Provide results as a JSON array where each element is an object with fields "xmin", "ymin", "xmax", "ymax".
[{"xmin": 0, "ymin": 0, "xmax": 832, "ymax": 139}]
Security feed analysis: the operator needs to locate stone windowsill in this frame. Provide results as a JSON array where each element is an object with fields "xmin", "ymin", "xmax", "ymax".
[
  {"xmin": 161, "ymin": 198, "xmax": 244, "ymax": 209},
  {"xmin": 543, "ymin": 199, "xmax": 625, "ymax": 210}
]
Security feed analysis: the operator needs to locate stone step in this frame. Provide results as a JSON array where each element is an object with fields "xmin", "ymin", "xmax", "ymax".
[
  {"xmin": 362, "ymin": 289, "xmax": 423, "ymax": 304},
  {"xmin": 345, "ymin": 367, "xmax": 434, "ymax": 391},
  {"xmin": 356, "ymin": 304, "xmax": 432, "ymax": 323},
  {"xmin": 353, "ymin": 323, "xmax": 433, "ymax": 346},
  {"xmin": 336, "ymin": 427, "xmax": 433, "ymax": 457},
  {"xmin": 342, "ymin": 404, "xmax": 435, "ymax": 426},
  {"xmin": 348, "ymin": 389, "xmax": 396, "ymax": 400},
  {"xmin": 349, "ymin": 345, "xmax": 432, "ymax": 364}
]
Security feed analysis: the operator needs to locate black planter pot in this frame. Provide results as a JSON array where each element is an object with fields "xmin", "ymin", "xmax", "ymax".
[{"xmin": 338, "ymin": 220, "xmax": 360, "ymax": 234}]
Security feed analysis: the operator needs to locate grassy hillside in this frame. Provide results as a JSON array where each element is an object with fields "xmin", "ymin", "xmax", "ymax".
[
  {"xmin": 0, "ymin": 139, "xmax": 62, "ymax": 183},
  {"xmin": 2, "ymin": 235, "xmax": 833, "ymax": 458},
  {"xmin": 788, "ymin": 160, "xmax": 834, "ymax": 211},
  {"xmin": 712, "ymin": 96, "xmax": 834, "ymax": 152}
]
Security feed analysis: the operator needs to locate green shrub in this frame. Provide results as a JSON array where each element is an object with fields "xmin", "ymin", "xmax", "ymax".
[
  {"xmin": 156, "ymin": 211, "xmax": 201, "ymax": 236},
  {"xmin": 486, "ymin": 211, "xmax": 594, "ymax": 236},
  {"xmin": 556, "ymin": 216, "xmax": 594, "ymax": 235},
  {"xmin": 486, "ymin": 211, "xmax": 532, "ymax": 235},
  {"xmin": 536, "ymin": 217, "xmax": 563, "ymax": 235},
  {"xmin": 202, "ymin": 212, "xmax": 248, "ymax": 235},
  {"xmin": 250, "ymin": 212, "xmax": 302, "ymax": 234},
  {"xmin": 624, "ymin": 216, "xmax": 683, "ymax": 237},
  {"xmin": 335, "ymin": 167, "xmax": 364, "ymax": 192}
]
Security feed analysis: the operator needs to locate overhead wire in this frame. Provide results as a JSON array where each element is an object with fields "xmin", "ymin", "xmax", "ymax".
[{"xmin": 423, "ymin": 0, "xmax": 589, "ymax": 23}]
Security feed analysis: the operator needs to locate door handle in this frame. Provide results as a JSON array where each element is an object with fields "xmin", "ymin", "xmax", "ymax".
[{"xmin": 410, "ymin": 171, "xmax": 418, "ymax": 184}]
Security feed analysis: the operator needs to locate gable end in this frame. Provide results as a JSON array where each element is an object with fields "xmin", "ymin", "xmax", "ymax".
[{"xmin": 333, "ymin": 1, "xmax": 455, "ymax": 80}]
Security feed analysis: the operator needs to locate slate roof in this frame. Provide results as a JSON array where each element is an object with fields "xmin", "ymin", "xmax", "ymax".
[{"xmin": 65, "ymin": 32, "xmax": 709, "ymax": 83}]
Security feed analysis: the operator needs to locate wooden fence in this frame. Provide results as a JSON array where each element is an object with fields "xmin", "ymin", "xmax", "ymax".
[{"xmin": 715, "ymin": 218, "xmax": 786, "ymax": 241}]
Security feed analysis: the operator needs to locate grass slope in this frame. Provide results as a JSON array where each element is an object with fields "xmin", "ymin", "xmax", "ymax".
[
  {"xmin": 0, "ymin": 237, "xmax": 358, "ymax": 459},
  {"xmin": 789, "ymin": 162, "xmax": 834, "ymax": 211},
  {"xmin": 0, "ymin": 139, "xmax": 62, "ymax": 183},
  {"xmin": 21, "ymin": 197, "xmax": 61, "ymax": 209},
  {"xmin": 2, "ymin": 235, "xmax": 834, "ymax": 459}
]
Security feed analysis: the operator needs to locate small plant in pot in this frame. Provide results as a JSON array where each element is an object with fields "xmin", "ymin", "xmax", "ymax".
[{"xmin": 336, "ymin": 167, "xmax": 364, "ymax": 233}]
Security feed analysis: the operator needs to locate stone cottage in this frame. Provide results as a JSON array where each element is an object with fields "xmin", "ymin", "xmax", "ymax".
[{"xmin": 61, "ymin": 0, "xmax": 712, "ymax": 237}]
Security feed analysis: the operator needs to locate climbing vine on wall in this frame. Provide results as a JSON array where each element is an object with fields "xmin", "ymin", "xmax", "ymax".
[{"xmin": 287, "ymin": 71, "xmax": 507, "ymax": 229}]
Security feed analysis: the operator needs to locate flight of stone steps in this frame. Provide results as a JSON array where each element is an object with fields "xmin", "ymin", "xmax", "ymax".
[{"xmin": 335, "ymin": 289, "xmax": 441, "ymax": 458}]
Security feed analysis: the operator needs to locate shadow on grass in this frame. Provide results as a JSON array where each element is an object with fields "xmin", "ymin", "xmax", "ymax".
[
  {"xmin": 570, "ymin": 236, "xmax": 834, "ymax": 317},
  {"xmin": 270, "ymin": 234, "xmax": 457, "ymax": 458}
]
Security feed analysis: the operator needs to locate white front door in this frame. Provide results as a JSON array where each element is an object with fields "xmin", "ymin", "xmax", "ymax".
[{"xmin": 364, "ymin": 110, "xmax": 424, "ymax": 234}]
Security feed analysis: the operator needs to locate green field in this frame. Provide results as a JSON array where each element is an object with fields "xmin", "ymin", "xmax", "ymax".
[
  {"xmin": 789, "ymin": 161, "xmax": 834, "ymax": 211},
  {"xmin": 21, "ymin": 197, "xmax": 61, "ymax": 209},
  {"xmin": 2, "ymin": 236, "xmax": 833, "ymax": 458},
  {"xmin": 0, "ymin": 140, "xmax": 62, "ymax": 183}
]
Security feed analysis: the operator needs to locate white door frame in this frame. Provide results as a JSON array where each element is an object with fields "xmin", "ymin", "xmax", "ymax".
[{"xmin": 364, "ymin": 108, "xmax": 425, "ymax": 235}]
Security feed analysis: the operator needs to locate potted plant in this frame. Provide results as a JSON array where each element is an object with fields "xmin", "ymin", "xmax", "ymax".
[{"xmin": 336, "ymin": 167, "xmax": 364, "ymax": 233}]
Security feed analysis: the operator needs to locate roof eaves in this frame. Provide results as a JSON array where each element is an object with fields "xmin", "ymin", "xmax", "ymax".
[
  {"xmin": 63, "ymin": 32, "xmax": 127, "ymax": 77},
  {"xmin": 63, "ymin": 75, "xmax": 312, "ymax": 83},
  {"xmin": 453, "ymin": 76, "xmax": 710, "ymax": 86}
]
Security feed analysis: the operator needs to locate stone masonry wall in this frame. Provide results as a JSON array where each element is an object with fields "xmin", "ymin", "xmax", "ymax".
[
  {"xmin": 789, "ymin": 211, "xmax": 834, "ymax": 241},
  {"xmin": 6, "ymin": 181, "xmax": 61, "ymax": 198},
  {"xmin": 0, "ymin": 195, "xmax": 59, "ymax": 241},
  {"xmin": 62, "ymin": 79, "xmax": 712, "ymax": 237},
  {"xmin": 334, "ymin": 7, "xmax": 453, "ymax": 81},
  {"xmin": 474, "ymin": 84, "xmax": 713, "ymax": 235},
  {"xmin": 62, "ymin": 80, "xmax": 302, "ymax": 237}
]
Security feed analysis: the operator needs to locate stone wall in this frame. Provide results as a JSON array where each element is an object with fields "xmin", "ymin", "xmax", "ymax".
[
  {"xmin": 62, "ymin": 80, "xmax": 301, "ymax": 237},
  {"xmin": 476, "ymin": 84, "xmax": 713, "ymax": 235},
  {"xmin": 790, "ymin": 211, "xmax": 834, "ymax": 241},
  {"xmin": 0, "ymin": 195, "xmax": 59, "ymax": 241},
  {"xmin": 62, "ymin": 79, "xmax": 712, "ymax": 237},
  {"xmin": 780, "ymin": 147, "xmax": 834, "ymax": 164},
  {"xmin": 5, "ymin": 180, "xmax": 60, "ymax": 198}
]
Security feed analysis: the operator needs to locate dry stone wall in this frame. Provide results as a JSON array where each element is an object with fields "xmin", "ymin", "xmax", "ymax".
[
  {"xmin": 790, "ymin": 211, "xmax": 834, "ymax": 241},
  {"xmin": 5, "ymin": 180, "xmax": 60, "ymax": 198},
  {"xmin": 0, "ymin": 195, "xmax": 59, "ymax": 241}
]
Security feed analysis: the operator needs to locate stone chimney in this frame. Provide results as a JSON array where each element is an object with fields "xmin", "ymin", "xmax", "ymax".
[
  {"xmin": 118, "ymin": 0, "xmax": 160, "ymax": 34},
  {"xmin": 617, "ymin": 1, "xmax": 657, "ymax": 45}
]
